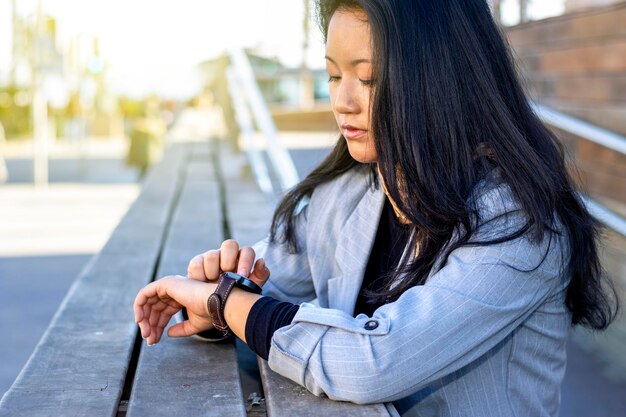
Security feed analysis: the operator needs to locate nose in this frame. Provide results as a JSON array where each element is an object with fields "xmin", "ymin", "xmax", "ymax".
[{"xmin": 333, "ymin": 80, "xmax": 360, "ymax": 115}]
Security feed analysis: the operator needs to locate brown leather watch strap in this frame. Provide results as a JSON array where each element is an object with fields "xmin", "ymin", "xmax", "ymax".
[{"xmin": 207, "ymin": 274, "xmax": 237, "ymax": 335}]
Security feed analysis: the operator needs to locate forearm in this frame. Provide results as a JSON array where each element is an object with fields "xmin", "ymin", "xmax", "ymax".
[{"xmin": 222, "ymin": 288, "xmax": 300, "ymax": 361}]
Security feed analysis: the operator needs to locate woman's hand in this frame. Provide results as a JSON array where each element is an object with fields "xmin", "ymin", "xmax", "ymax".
[
  {"xmin": 133, "ymin": 275, "xmax": 217, "ymax": 346},
  {"xmin": 187, "ymin": 239, "xmax": 270, "ymax": 286},
  {"xmin": 134, "ymin": 239, "xmax": 272, "ymax": 346},
  {"xmin": 185, "ymin": 240, "xmax": 270, "ymax": 338}
]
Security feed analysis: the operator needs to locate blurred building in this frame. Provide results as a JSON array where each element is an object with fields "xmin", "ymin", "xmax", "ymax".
[
  {"xmin": 198, "ymin": 50, "xmax": 335, "ymax": 137},
  {"xmin": 566, "ymin": 0, "xmax": 625, "ymax": 12}
]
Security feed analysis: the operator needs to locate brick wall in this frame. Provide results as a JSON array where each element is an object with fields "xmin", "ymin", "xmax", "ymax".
[
  {"xmin": 505, "ymin": 2, "xmax": 626, "ymax": 205},
  {"xmin": 566, "ymin": 0, "xmax": 625, "ymax": 13}
]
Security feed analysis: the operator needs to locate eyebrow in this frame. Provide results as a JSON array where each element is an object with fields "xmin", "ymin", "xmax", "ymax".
[{"xmin": 325, "ymin": 56, "xmax": 371, "ymax": 66}]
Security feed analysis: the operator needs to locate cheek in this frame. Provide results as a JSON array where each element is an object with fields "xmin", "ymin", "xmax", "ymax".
[
  {"xmin": 364, "ymin": 96, "xmax": 371, "ymax": 124},
  {"xmin": 328, "ymin": 86, "xmax": 337, "ymax": 110}
]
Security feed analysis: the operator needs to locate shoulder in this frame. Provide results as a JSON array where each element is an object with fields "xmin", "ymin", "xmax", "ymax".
[
  {"xmin": 459, "ymin": 168, "xmax": 570, "ymax": 274},
  {"xmin": 467, "ymin": 167, "xmax": 520, "ymax": 222}
]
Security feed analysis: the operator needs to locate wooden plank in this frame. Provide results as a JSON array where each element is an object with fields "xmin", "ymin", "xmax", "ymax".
[
  {"xmin": 218, "ymin": 139, "xmax": 398, "ymax": 415},
  {"xmin": 127, "ymin": 141, "xmax": 246, "ymax": 417},
  {"xmin": 0, "ymin": 144, "xmax": 186, "ymax": 417},
  {"xmin": 218, "ymin": 138, "xmax": 276, "ymax": 246},
  {"xmin": 258, "ymin": 359, "xmax": 394, "ymax": 417}
]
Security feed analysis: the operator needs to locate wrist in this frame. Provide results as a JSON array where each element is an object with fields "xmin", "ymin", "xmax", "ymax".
[{"xmin": 224, "ymin": 288, "xmax": 263, "ymax": 342}]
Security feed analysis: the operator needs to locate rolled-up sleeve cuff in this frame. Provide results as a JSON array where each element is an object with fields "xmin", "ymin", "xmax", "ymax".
[{"xmin": 267, "ymin": 302, "xmax": 391, "ymax": 388}]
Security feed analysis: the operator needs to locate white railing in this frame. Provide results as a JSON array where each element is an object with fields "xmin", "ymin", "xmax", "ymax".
[
  {"xmin": 532, "ymin": 102, "xmax": 626, "ymax": 238},
  {"xmin": 532, "ymin": 103, "xmax": 626, "ymax": 156},
  {"xmin": 226, "ymin": 67, "xmax": 273, "ymax": 194},
  {"xmin": 227, "ymin": 48, "xmax": 300, "ymax": 194}
]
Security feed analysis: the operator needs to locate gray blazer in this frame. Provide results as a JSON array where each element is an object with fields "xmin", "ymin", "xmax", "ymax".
[{"xmin": 252, "ymin": 164, "xmax": 571, "ymax": 417}]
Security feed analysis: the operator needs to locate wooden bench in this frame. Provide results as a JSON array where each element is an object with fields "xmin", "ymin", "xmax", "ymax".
[{"xmin": 0, "ymin": 137, "xmax": 399, "ymax": 417}]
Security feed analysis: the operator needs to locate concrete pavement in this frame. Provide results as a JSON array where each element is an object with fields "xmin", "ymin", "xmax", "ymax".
[{"xmin": 0, "ymin": 139, "xmax": 140, "ymax": 397}]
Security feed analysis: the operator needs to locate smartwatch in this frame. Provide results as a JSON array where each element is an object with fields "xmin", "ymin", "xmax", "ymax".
[
  {"xmin": 227, "ymin": 272, "xmax": 263, "ymax": 294},
  {"xmin": 207, "ymin": 272, "xmax": 263, "ymax": 336}
]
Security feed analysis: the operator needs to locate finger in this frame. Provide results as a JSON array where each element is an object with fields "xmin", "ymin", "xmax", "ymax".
[
  {"xmin": 202, "ymin": 249, "xmax": 221, "ymax": 281},
  {"xmin": 155, "ymin": 322, "xmax": 167, "ymax": 344},
  {"xmin": 147, "ymin": 331, "xmax": 158, "ymax": 346},
  {"xmin": 138, "ymin": 318, "xmax": 150, "ymax": 339},
  {"xmin": 134, "ymin": 302, "xmax": 144, "ymax": 322},
  {"xmin": 248, "ymin": 258, "xmax": 270, "ymax": 287},
  {"xmin": 220, "ymin": 239, "xmax": 240, "ymax": 272},
  {"xmin": 140, "ymin": 304, "xmax": 152, "ymax": 338},
  {"xmin": 142, "ymin": 304, "xmax": 151, "ymax": 324},
  {"xmin": 154, "ymin": 327, "xmax": 163, "ymax": 345},
  {"xmin": 149, "ymin": 305, "xmax": 178, "ymax": 345},
  {"xmin": 237, "ymin": 246, "xmax": 256, "ymax": 277},
  {"xmin": 187, "ymin": 254, "xmax": 206, "ymax": 281},
  {"xmin": 149, "ymin": 305, "xmax": 161, "ymax": 327}
]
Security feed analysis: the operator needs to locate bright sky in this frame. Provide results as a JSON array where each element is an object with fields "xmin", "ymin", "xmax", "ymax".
[
  {"xmin": 0, "ymin": 0, "xmax": 325, "ymax": 99},
  {"xmin": 0, "ymin": 0, "xmax": 565, "ymax": 100}
]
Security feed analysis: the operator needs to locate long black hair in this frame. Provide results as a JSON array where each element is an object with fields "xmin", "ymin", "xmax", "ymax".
[{"xmin": 267, "ymin": 0, "xmax": 618, "ymax": 329}]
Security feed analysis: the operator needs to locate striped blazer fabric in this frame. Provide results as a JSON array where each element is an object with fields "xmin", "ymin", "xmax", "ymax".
[{"xmin": 252, "ymin": 164, "xmax": 571, "ymax": 417}]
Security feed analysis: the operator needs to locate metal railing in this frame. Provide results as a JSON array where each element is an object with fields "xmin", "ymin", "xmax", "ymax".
[
  {"xmin": 226, "ymin": 67, "xmax": 274, "ymax": 195},
  {"xmin": 532, "ymin": 103, "xmax": 626, "ymax": 156},
  {"xmin": 227, "ymin": 48, "xmax": 300, "ymax": 194},
  {"xmin": 532, "ymin": 102, "xmax": 626, "ymax": 238}
]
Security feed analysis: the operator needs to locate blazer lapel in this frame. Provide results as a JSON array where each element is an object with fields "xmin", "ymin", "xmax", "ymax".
[{"xmin": 329, "ymin": 183, "xmax": 386, "ymax": 313}]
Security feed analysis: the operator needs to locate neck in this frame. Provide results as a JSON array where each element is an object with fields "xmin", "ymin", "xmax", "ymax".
[{"xmin": 377, "ymin": 164, "xmax": 411, "ymax": 225}]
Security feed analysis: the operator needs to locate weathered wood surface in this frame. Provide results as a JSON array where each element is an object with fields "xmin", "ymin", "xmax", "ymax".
[
  {"xmin": 218, "ymin": 137, "xmax": 276, "ymax": 247},
  {"xmin": 127, "ymin": 142, "xmax": 246, "ymax": 417},
  {"xmin": 258, "ymin": 359, "xmax": 397, "ymax": 417},
  {"xmin": 0, "ymin": 145, "xmax": 185, "ymax": 417},
  {"xmin": 218, "ymin": 139, "xmax": 399, "ymax": 416},
  {"xmin": 1, "ymin": 138, "xmax": 401, "ymax": 416}
]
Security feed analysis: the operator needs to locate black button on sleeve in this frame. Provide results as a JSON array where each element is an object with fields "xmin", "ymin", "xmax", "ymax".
[{"xmin": 364, "ymin": 320, "xmax": 379, "ymax": 330}]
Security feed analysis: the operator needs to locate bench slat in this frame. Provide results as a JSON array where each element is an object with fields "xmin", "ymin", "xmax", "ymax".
[
  {"xmin": 127, "ymin": 143, "xmax": 246, "ymax": 417},
  {"xmin": 0, "ymin": 145, "xmax": 186, "ymax": 417},
  {"xmin": 258, "ymin": 359, "xmax": 396, "ymax": 417}
]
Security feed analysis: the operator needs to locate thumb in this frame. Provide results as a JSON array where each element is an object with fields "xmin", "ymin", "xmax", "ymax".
[
  {"xmin": 248, "ymin": 258, "xmax": 270, "ymax": 288},
  {"xmin": 168, "ymin": 320, "xmax": 200, "ymax": 338}
]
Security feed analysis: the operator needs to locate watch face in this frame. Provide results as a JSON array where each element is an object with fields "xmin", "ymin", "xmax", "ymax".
[{"xmin": 221, "ymin": 272, "xmax": 263, "ymax": 294}]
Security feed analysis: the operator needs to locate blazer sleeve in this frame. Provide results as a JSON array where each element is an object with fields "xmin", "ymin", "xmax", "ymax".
[
  {"xmin": 266, "ymin": 186, "xmax": 570, "ymax": 404},
  {"xmin": 251, "ymin": 197, "xmax": 316, "ymax": 304}
]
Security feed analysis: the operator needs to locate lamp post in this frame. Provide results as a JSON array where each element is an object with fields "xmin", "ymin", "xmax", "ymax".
[
  {"xmin": 32, "ymin": 0, "xmax": 49, "ymax": 187},
  {"xmin": 300, "ymin": 0, "xmax": 314, "ymax": 109}
]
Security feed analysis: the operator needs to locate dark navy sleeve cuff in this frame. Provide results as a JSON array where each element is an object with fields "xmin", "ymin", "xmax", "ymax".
[{"xmin": 244, "ymin": 296, "xmax": 300, "ymax": 360}]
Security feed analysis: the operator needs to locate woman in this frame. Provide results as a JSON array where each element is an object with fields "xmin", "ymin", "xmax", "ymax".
[{"xmin": 133, "ymin": 1, "xmax": 618, "ymax": 415}]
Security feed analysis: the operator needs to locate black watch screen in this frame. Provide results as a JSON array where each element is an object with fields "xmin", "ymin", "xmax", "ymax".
[{"xmin": 221, "ymin": 272, "xmax": 263, "ymax": 294}]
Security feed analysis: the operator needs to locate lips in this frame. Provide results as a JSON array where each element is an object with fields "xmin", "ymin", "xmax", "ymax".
[{"xmin": 341, "ymin": 124, "xmax": 367, "ymax": 140}]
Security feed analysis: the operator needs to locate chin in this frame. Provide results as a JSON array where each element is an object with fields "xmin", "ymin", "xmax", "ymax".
[{"xmin": 347, "ymin": 146, "xmax": 377, "ymax": 164}]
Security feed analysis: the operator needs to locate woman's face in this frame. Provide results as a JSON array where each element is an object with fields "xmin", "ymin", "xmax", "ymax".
[{"xmin": 326, "ymin": 9, "xmax": 377, "ymax": 164}]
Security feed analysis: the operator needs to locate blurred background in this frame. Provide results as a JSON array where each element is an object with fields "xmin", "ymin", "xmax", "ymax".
[{"xmin": 0, "ymin": 1, "xmax": 625, "ymax": 414}]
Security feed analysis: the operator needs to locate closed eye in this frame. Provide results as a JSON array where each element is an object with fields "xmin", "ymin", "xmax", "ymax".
[{"xmin": 328, "ymin": 75, "xmax": 340, "ymax": 83}]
